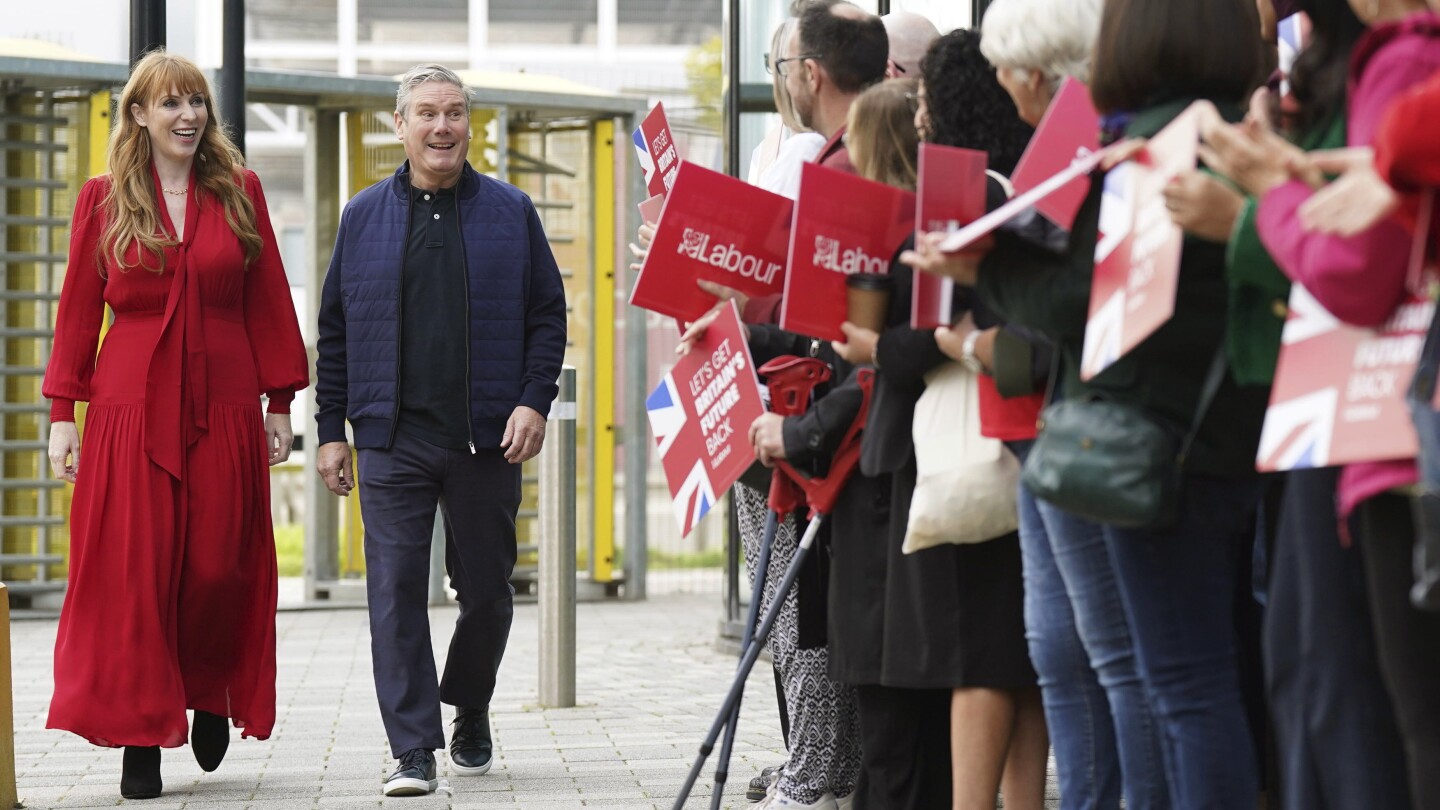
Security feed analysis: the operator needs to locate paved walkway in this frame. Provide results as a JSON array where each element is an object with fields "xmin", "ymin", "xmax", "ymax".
[{"xmin": 10, "ymin": 592, "xmax": 788, "ymax": 809}]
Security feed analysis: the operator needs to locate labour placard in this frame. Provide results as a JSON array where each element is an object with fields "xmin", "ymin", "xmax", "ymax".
[
  {"xmin": 913, "ymin": 144, "xmax": 987, "ymax": 329},
  {"xmin": 934, "ymin": 145, "xmax": 1114, "ymax": 254},
  {"xmin": 645, "ymin": 301, "xmax": 767, "ymax": 537},
  {"xmin": 630, "ymin": 161, "xmax": 793, "ymax": 323},
  {"xmin": 1010, "ymin": 77, "xmax": 1100, "ymax": 232},
  {"xmin": 633, "ymin": 102, "xmax": 680, "ymax": 198},
  {"xmin": 1258, "ymin": 192, "xmax": 1435, "ymax": 470},
  {"xmin": 1256, "ymin": 286, "xmax": 1429, "ymax": 471},
  {"xmin": 782, "ymin": 163, "xmax": 915, "ymax": 342},
  {"xmin": 1079, "ymin": 105, "xmax": 1198, "ymax": 381}
]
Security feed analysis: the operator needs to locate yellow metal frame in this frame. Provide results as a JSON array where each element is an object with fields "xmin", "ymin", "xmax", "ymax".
[
  {"xmin": 591, "ymin": 120, "xmax": 616, "ymax": 583},
  {"xmin": 88, "ymin": 91, "xmax": 109, "ymax": 173}
]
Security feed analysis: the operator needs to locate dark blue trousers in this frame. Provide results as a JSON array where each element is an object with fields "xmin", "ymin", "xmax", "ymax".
[
  {"xmin": 1264, "ymin": 468, "xmax": 1411, "ymax": 810},
  {"xmin": 357, "ymin": 432, "xmax": 521, "ymax": 756}
]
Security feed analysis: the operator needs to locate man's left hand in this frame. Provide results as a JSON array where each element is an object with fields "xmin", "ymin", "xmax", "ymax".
[
  {"xmin": 749, "ymin": 413, "xmax": 787, "ymax": 468},
  {"xmin": 502, "ymin": 405, "xmax": 546, "ymax": 464}
]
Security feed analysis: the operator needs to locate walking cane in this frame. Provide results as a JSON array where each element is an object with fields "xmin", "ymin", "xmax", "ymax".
[
  {"xmin": 708, "ymin": 359, "xmax": 832, "ymax": 808},
  {"xmin": 675, "ymin": 362, "xmax": 876, "ymax": 809}
]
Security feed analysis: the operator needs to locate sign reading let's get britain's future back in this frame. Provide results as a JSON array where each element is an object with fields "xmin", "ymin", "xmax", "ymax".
[{"xmin": 645, "ymin": 302, "xmax": 767, "ymax": 537}]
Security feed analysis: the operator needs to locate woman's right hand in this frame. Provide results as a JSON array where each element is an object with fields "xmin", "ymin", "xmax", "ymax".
[
  {"xmin": 899, "ymin": 232, "xmax": 991, "ymax": 285},
  {"xmin": 48, "ymin": 421, "xmax": 80, "ymax": 483}
]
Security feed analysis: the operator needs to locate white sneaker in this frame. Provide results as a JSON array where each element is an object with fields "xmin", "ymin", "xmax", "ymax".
[
  {"xmin": 753, "ymin": 790, "xmax": 838, "ymax": 809},
  {"xmin": 834, "ymin": 793, "xmax": 854, "ymax": 810}
]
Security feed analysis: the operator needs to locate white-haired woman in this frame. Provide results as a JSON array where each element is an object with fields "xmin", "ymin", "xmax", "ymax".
[{"xmin": 976, "ymin": 2, "xmax": 1171, "ymax": 809}]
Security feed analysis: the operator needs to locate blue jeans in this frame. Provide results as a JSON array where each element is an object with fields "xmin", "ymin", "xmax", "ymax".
[
  {"xmin": 1034, "ymin": 498, "xmax": 1171, "ymax": 810},
  {"xmin": 1104, "ymin": 475, "xmax": 1263, "ymax": 810},
  {"xmin": 1012, "ymin": 439, "xmax": 1119, "ymax": 809}
]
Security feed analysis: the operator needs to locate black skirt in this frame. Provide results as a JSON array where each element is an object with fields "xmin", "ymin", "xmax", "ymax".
[{"xmin": 827, "ymin": 455, "xmax": 1035, "ymax": 690}]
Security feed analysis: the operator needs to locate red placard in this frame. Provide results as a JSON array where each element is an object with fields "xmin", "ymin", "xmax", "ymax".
[
  {"xmin": 630, "ymin": 161, "xmax": 793, "ymax": 323},
  {"xmin": 1257, "ymin": 286, "xmax": 1429, "ymax": 470},
  {"xmin": 1259, "ymin": 191, "xmax": 1436, "ymax": 470},
  {"xmin": 1010, "ymin": 78, "xmax": 1101, "ymax": 231},
  {"xmin": 782, "ymin": 163, "xmax": 915, "ymax": 342},
  {"xmin": 644, "ymin": 301, "xmax": 767, "ymax": 536},
  {"xmin": 638, "ymin": 192, "xmax": 665, "ymax": 224},
  {"xmin": 633, "ymin": 102, "xmax": 680, "ymax": 198},
  {"xmin": 1079, "ymin": 105, "xmax": 1199, "ymax": 381},
  {"xmin": 914, "ymin": 144, "xmax": 987, "ymax": 329},
  {"xmin": 935, "ymin": 145, "xmax": 1114, "ymax": 253}
]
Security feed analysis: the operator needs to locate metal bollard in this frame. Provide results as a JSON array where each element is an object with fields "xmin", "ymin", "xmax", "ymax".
[{"xmin": 539, "ymin": 366, "xmax": 578, "ymax": 708}]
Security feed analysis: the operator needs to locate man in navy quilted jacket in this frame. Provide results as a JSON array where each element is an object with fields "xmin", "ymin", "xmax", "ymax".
[{"xmin": 313, "ymin": 63, "xmax": 567, "ymax": 798}]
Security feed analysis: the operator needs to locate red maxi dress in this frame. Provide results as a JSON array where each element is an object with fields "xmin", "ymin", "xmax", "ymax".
[{"xmin": 41, "ymin": 169, "xmax": 308, "ymax": 747}]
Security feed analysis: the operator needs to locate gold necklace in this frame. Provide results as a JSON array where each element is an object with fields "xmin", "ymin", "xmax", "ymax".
[{"xmin": 162, "ymin": 187, "xmax": 187, "ymax": 196}]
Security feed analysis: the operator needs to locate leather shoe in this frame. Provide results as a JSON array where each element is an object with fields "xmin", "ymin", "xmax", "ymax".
[{"xmin": 449, "ymin": 706, "xmax": 493, "ymax": 775}]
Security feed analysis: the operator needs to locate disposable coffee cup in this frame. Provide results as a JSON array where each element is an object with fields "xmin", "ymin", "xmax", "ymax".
[{"xmin": 845, "ymin": 273, "xmax": 894, "ymax": 333}]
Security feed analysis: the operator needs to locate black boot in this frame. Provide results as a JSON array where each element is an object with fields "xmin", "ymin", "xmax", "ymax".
[
  {"xmin": 191, "ymin": 710, "xmax": 230, "ymax": 772},
  {"xmin": 120, "ymin": 746, "xmax": 162, "ymax": 800}
]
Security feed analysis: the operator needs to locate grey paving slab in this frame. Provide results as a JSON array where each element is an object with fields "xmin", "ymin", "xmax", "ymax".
[
  {"xmin": 10, "ymin": 592, "xmax": 795, "ymax": 808},
  {"xmin": 12, "ymin": 587, "xmax": 1067, "ymax": 808}
]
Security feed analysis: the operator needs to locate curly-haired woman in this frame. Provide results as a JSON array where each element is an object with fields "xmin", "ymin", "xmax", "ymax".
[{"xmin": 43, "ymin": 50, "xmax": 308, "ymax": 800}]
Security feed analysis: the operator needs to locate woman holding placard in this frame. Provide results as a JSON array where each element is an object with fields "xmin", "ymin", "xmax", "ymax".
[
  {"xmin": 905, "ymin": 0, "xmax": 1275, "ymax": 807},
  {"xmin": 1200, "ymin": 0, "xmax": 1440, "ymax": 804}
]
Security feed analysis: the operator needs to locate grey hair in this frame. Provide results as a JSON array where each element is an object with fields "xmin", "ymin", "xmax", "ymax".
[
  {"xmin": 395, "ymin": 63, "xmax": 473, "ymax": 117},
  {"xmin": 979, "ymin": 0, "xmax": 1102, "ymax": 90}
]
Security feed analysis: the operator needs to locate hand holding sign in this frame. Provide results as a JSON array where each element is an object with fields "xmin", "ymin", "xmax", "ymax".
[
  {"xmin": 631, "ymin": 162, "xmax": 792, "ymax": 324},
  {"xmin": 1163, "ymin": 171, "xmax": 1245, "ymax": 244},
  {"xmin": 899, "ymin": 231, "xmax": 991, "ymax": 285},
  {"xmin": 647, "ymin": 301, "xmax": 768, "ymax": 536}
]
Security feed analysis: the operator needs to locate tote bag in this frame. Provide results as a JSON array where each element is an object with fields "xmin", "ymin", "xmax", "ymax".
[{"xmin": 903, "ymin": 362, "xmax": 1020, "ymax": 553}]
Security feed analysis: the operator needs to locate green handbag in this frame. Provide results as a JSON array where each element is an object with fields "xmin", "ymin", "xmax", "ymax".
[{"xmin": 1021, "ymin": 351, "xmax": 1227, "ymax": 530}]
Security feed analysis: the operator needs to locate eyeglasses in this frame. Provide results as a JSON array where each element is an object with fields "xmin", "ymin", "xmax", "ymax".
[{"xmin": 764, "ymin": 52, "xmax": 823, "ymax": 77}]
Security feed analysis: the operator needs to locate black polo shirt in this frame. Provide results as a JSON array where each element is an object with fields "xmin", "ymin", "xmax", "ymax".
[{"xmin": 397, "ymin": 183, "xmax": 471, "ymax": 449}]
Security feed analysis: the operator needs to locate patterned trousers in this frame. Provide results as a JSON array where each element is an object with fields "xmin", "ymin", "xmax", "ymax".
[{"xmin": 735, "ymin": 483, "xmax": 862, "ymax": 804}]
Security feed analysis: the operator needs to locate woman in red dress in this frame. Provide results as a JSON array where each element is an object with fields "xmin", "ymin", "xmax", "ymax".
[{"xmin": 42, "ymin": 51, "xmax": 307, "ymax": 800}]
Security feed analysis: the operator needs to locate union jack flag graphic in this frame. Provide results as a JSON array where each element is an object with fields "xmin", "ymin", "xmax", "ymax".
[
  {"xmin": 646, "ymin": 373, "xmax": 686, "ymax": 457},
  {"xmin": 1081, "ymin": 164, "xmax": 1136, "ymax": 379},
  {"xmin": 633, "ymin": 126, "xmax": 657, "ymax": 196},
  {"xmin": 1257, "ymin": 284, "xmax": 1427, "ymax": 471},
  {"xmin": 646, "ymin": 371, "xmax": 719, "ymax": 536},
  {"xmin": 1277, "ymin": 14, "xmax": 1310, "ymax": 101}
]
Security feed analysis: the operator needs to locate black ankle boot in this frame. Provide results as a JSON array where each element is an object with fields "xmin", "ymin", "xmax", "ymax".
[
  {"xmin": 191, "ymin": 710, "xmax": 230, "ymax": 772},
  {"xmin": 120, "ymin": 746, "xmax": 162, "ymax": 800}
]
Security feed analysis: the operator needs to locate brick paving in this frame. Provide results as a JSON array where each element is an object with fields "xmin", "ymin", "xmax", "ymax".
[
  {"xmin": 9, "ymin": 591, "xmax": 786, "ymax": 809},
  {"xmin": 9, "ymin": 587, "xmax": 1062, "ymax": 809}
]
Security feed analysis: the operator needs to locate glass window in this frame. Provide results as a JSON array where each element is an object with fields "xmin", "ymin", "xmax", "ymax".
[
  {"xmin": 617, "ymin": 0, "xmax": 720, "ymax": 46},
  {"xmin": 358, "ymin": 0, "xmax": 467, "ymax": 44},
  {"xmin": 889, "ymin": 0, "xmax": 972, "ymax": 32},
  {"xmin": 489, "ymin": 0, "xmax": 598, "ymax": 45},
  {"xmin": 248, "ymin": 0, "xmax": 339, "ymax": 42}
]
